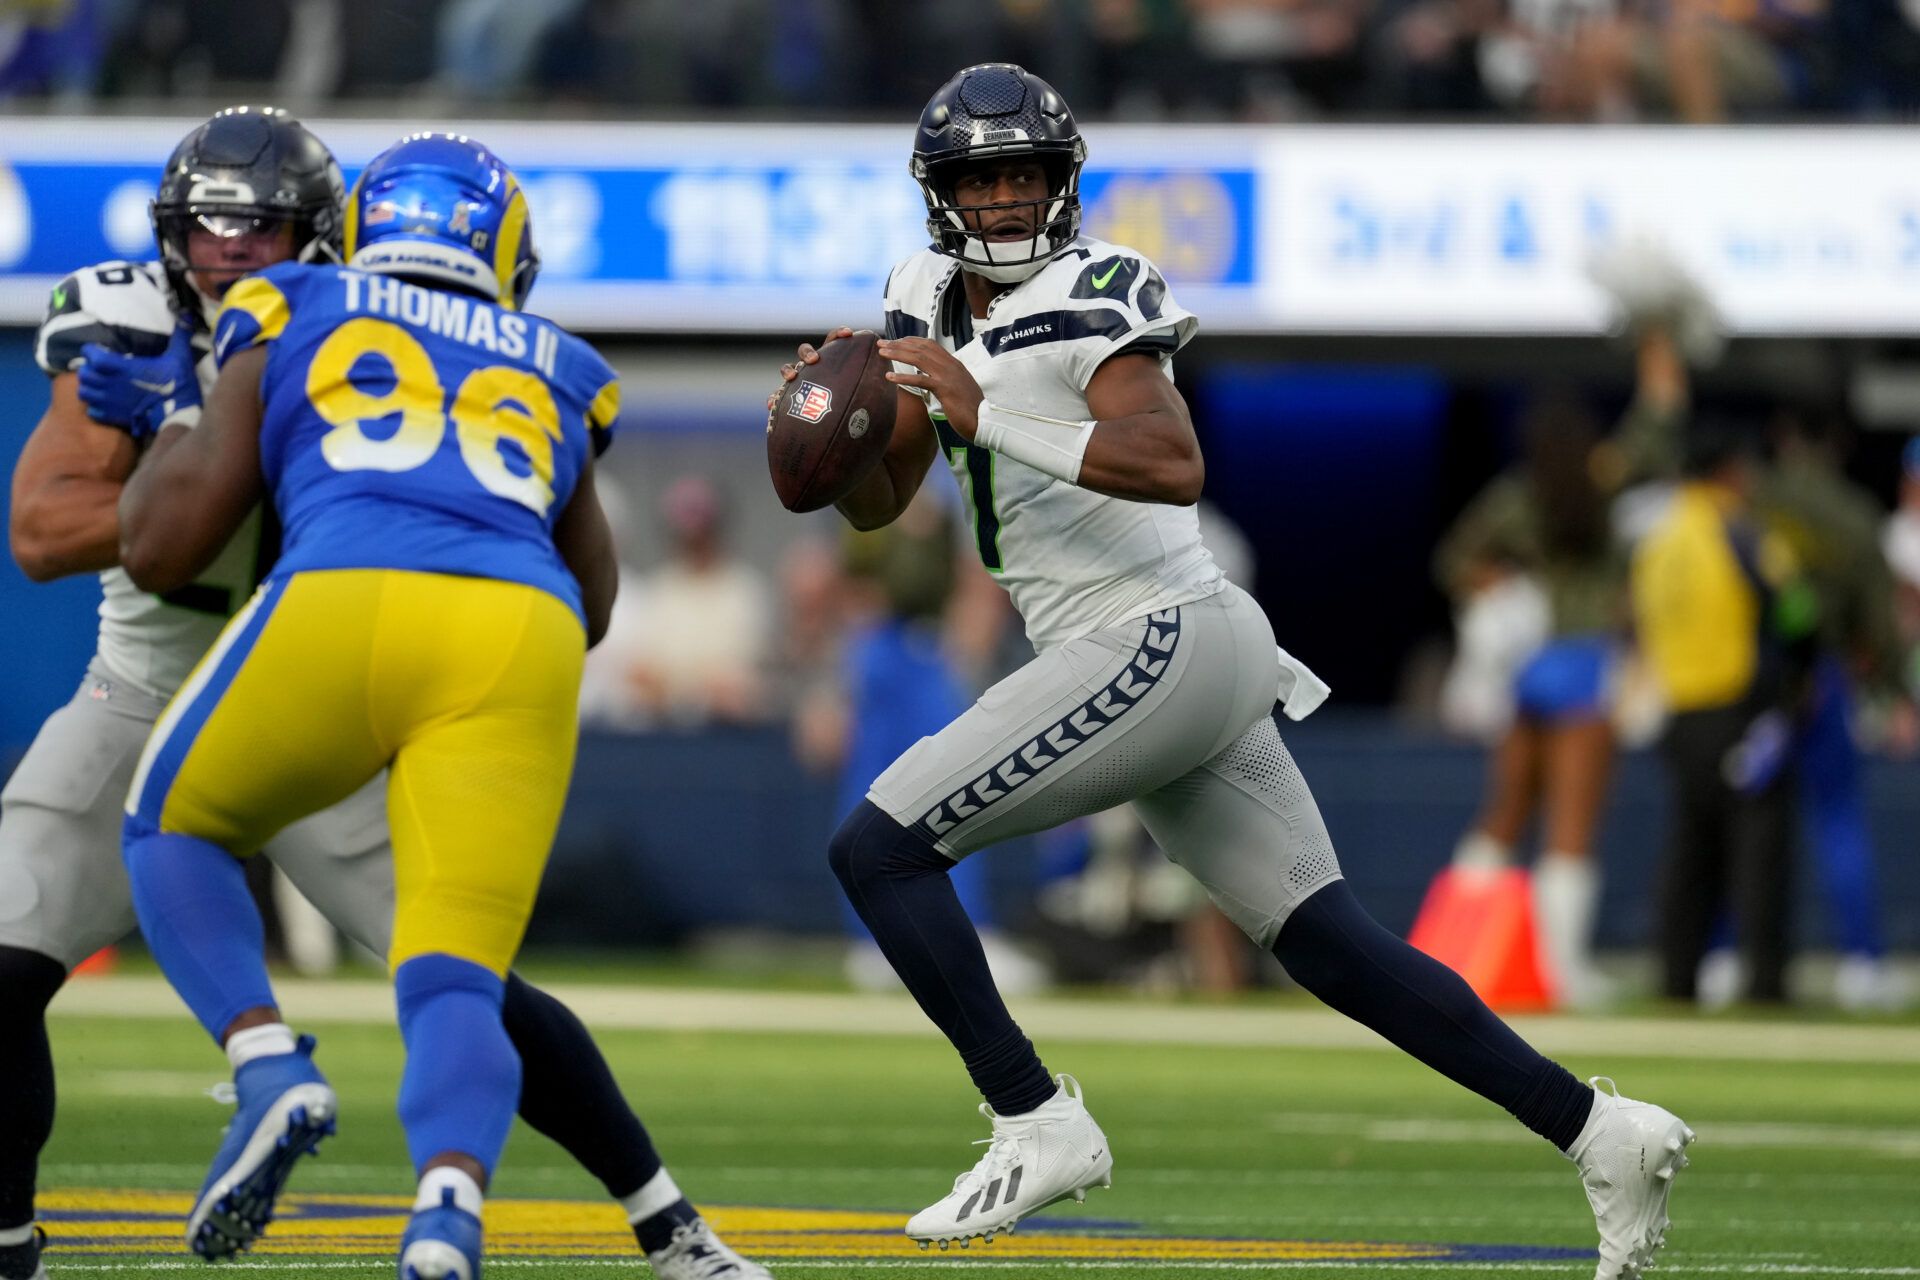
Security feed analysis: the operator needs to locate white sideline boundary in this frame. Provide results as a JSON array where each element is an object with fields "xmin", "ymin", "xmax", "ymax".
[{"xmin": 48, "ymin": 975, "xmax": 1920, "ymax": 1064}]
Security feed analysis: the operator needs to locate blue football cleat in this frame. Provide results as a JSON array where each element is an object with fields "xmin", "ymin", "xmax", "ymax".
[
  {"xmin": 398, "ymin": 1187, "xmax": 483, "ymax": 1280},
  {"xmin": 186, "ymin": 1034, "xmax": 336, "ymax": 1259}
]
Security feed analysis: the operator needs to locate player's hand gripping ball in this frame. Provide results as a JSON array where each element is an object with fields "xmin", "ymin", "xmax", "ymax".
[{"xmin": 767, "ymin": 328, "xmax": 896, "ymax": 513}]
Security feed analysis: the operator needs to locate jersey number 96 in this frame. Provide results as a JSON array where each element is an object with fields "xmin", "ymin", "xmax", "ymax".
[{"xmin": 307, "ymin": 317, "xmax": 563, "ymax": 517}]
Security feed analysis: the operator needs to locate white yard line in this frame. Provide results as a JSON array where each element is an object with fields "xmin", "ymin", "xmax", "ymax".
[{"xmin": 49, "ymin": 976, "xmax": 1920, "ymax": 1064}]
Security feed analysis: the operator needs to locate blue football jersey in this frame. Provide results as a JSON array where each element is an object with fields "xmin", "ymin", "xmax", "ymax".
[{"xmin": 215, "ymin": 261, "xmax": 619, "ymax": 620}]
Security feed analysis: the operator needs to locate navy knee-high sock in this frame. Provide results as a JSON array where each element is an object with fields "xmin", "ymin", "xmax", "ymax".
[
  {"xmin": 502, "ymin": 974, "xmax": 664, "ymax": 1198},
  {"xmin": 1273, "ymin": 880, "xmax": 1594, "ymax": 1151},
  {"xmin": 0, "ymin": 947, "xmax": 64, "ymax": 1231},
  {"xmin": 829, "ymin": 801, "xmax": 1056, "ymax": 1115}
]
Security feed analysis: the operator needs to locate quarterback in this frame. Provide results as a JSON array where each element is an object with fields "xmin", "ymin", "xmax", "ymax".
[
  {"xmin": 777, "ymin": 63, "xmax": 1694, "ymax": 1280},
  {"xmin": 3, "ymin": 112, "xmax": 766, "ymax": 1280}
]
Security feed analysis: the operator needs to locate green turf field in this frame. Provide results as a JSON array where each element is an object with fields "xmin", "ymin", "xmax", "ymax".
[{"xmin": 36, "ymin": 972, "xmax": 1920, "ymax": 1278}]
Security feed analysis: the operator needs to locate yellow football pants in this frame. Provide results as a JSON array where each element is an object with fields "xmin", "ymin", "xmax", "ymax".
[{"xmin": 128, "ymin": 568, "xmax": 585, "ymax": 975}]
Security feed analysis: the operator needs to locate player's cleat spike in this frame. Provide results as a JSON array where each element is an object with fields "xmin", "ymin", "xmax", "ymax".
[
  {"xmin": 187, "ymin": 1035, "xmax": 336, "ymax": 1260},
  {"xmin": 1071, "ymin": 1188, "xmax": 1085, "ymax": 1203},
  {"xmin": 918, "ymin": 1241, "xmax": 929, "ymax": 1251},
  {"xmin": 1568, "ymin": 1078, "xmax": 1694, "ymax": 1280},
  {"xmin": 397, "ymin": 1187, "xmax": 481, "ymax": 1280},
  {"xmin": 960, "ymin": 1238, "xmax": 970, "ymax": 1249},
  {"xmin": 643, "ymin": 1216, "xmax": 774, "ymax": 1279},
  {"xmin": 904, "ymin": 1074, "xmax": 1113, "ymax": 1248}
]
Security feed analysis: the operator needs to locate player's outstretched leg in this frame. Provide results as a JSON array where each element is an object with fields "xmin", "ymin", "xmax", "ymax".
[
  {"xmin": 1271, "ymin": 880, "xmax": 1694, "ymax": 1280},
  {"xmin": 500, "ymin": 976, "xmax": 773, "ymax": 1278},
  {"xmin": 124, "ymin": 824, "xmax": 335, "ymax": 1259},
  {"xmin": 830, "ymin": 802, "xmax": 1111, "ymax": 1248},
  {"xmin": 0, "ymin": 947, "xmax": 63, "ymax": 1280}
]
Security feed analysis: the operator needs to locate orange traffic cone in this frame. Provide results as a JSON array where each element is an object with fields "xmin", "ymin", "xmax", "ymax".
[
  {"xmin": 1407, "ymin": 867, "xmax": 1557, "ymax": 1012},
  {"xmin": 71, "ymin": 945, "xmax": 119, "ymax": 977}
]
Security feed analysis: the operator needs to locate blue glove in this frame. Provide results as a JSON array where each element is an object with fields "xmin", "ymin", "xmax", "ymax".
[{"xmin": 77, "ymin": 323, "xmax": 202, "ymax": 442}]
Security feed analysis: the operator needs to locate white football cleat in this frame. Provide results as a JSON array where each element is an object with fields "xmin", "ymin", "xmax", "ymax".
[
  {"xmin": 1568, "ymin": 1078, "xmax": 1695, "ymax": 1280},
  {"xmin": 645, "ymin": 1218, "xmax": 775, "ymax": 1279},
  {"xmin": 907, "ymin": 1074, "xmax": 1112, "ymax": 1250}
]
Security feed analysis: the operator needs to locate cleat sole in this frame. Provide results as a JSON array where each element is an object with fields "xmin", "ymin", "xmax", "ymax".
[{"xmin": 188, "ymin": 1088, "xmax": 336, "ymax": 1260}]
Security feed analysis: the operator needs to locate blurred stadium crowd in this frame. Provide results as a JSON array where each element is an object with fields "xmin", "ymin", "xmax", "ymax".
[{"xmin": 6, "ymin": 0, "xmax": 1920, "ymax": 120}]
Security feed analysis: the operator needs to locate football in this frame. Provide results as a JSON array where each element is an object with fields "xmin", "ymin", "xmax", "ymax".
[{"xmin": 766, "ymin": 329, "xmax": 896, "ymax": 513}]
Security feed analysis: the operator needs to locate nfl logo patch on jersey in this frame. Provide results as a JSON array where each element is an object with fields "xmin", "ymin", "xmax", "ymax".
[{"xmin": 790, "ymin": 382, "xmax": 833, "ymax": 423}]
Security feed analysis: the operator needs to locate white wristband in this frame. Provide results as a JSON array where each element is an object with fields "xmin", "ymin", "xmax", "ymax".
[{"xmin": 973, "ymin": 401, "xmax": 1097, "ymax": 485}]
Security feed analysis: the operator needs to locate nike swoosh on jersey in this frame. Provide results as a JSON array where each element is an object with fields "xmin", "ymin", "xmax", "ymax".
[
  {"xmin": 1090, "ymin": 262, "xmax": 1120, "ymax": 290},
  {"xmin": 132, "ymin": 378, "xmax": 176, "ymax": 395}
]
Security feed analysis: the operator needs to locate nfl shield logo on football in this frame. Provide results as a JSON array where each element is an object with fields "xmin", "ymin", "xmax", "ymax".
[{"xmin": 790, "ymin": 382, "xmax": 833, "ymax": 423}]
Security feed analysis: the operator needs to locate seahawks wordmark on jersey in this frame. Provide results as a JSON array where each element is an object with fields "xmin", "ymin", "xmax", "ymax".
[
  {"xmin": 883, "ymin": 236, "xmax": 1223, "ymax": 650},
  {"xmin": 35, "ymin": 261, "xmax": 268, "ymax": 700}
]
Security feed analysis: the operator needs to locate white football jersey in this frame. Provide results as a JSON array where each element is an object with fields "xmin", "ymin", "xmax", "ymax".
[
  {"xmin": 883, "ymin": 236, "xmax": 1224, "ymax": 650},
  {"xmin": 35, "ymin": 261, "xmax": 267, "ymax": 700}
]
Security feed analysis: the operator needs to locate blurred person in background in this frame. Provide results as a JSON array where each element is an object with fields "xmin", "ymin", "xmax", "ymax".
[
  {"xmin": 1435, "ymin": 395, "xmax": 1628, "ymax": 1008},
  {"xmin": 435, "ymin": 0, "xmax": 591, "ymax": 101},
  {"xmin": 1184, "ymin": 0, "xmax": 1375, "ymax": 117},
  {"xmin": 1431, "ymin": 238, "xmax": 1708, "ymax": 1008},
  {"xmin": 1539, "ymin": 0, "xmax": 1825, "ymax": 121},
  {"xmin": 1083, "ymin": 0, "xmax": 1200, "ymax": 116},
  {"xmin": 1886, "ymin": 438, "xmax": 1920, "ymax": 692},
  {"xmin": 1757, "ymin": 409, "xmax": 1917, "ymax": 1010},
  {"xmin": 1630, "ymin": 416, "xmax": 1816, "ymax": 1004},
  {"xmin": 0, "ymin": 0, "xmax": 102, "ymax": 99},
  {"xmin": 613, "ymin": 475, "xmax": 772, "ymax": 727}
]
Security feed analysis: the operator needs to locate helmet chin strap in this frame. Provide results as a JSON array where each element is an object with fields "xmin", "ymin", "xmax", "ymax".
[
  {"xmin": 959, "ymin": 244, "xmax": 1052, "ymax": 284},
  {"xmin": 949, "ymin": 194, "xmax": 1070, "ymax": 284},
  {"xmin": 187, "ymin": 277, "xmax": 223, "ymax": 328}
]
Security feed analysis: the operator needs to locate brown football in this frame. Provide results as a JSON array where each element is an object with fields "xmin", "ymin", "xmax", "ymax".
[{"xmin": 766, "ymin": 329, "xmax": 896, "ymax": 513}]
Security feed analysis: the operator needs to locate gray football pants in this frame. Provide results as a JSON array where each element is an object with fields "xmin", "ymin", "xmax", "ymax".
[
  {"xmin": 867, "ymin": 585, "xmax": 1343, "ymax": 946},
  {"xmin": 0, "ymin": 663, "xmax": 393, "ymax": 970}
]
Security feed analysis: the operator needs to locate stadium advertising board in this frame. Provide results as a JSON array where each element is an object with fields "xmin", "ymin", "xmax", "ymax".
[{"xmin": 0, "ymin": 120, "xmax": 1914, "ymax": 335}]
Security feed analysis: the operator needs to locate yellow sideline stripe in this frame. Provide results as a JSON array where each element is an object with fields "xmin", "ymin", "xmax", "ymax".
[{"xmin": 38, "ymin": 1190, "xmax": 1448, "ymax": 1261}]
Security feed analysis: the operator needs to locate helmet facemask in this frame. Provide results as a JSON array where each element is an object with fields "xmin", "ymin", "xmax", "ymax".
[
  {"xmin": 157, "ymin": 206, "xmax": 341, "ymax": 316},
  {"xmin": 915, "ymin": 145, "xmax": 1085, "ymax": 284}
]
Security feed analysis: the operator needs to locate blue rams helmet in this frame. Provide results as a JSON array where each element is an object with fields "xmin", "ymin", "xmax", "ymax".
[{"xmin": 343, "ymin": 133, "xmax": 538, "ymax": 310}]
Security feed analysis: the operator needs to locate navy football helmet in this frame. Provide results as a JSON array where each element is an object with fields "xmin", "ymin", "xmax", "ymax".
[
  {"xmin": 910, "ymin": 63, "xmax": 1086, "ymax": 283},
  {"xmin": 150, "ymin": 106, "xmax": 345, "ymax": 317},
  {"xmin": 343, "ymin": 133, "xmax": 538, "ymax": 311}
]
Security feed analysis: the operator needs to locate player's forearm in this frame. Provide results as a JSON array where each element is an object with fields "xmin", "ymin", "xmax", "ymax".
[
  {"xmin": 1075, "ymin": 412, "xmax": 1204, "ymax": 506},
  {"xmin": 9, "ymin": 476, "xmax": 125, "ymax": 580},
  {"xmin": 117, "ymin": 427, "xmax": 228, "ymax": 593}
]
